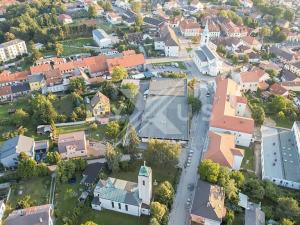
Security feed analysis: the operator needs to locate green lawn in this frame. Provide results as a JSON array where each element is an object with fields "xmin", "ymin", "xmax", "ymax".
[
  {"xmin": 7, "ymin": 176, "xmax": 51, "ymax": 211},
  {"xmin": 60, "ymin": 37, "xmax": 95, "ymax": 47},
  {"xmin": 53, "ymin": 95, "xmax": 74, "ymax": 115},
  {"xmin": 152, "ymin": 61, "xmax": 187, "ymax": 70},
  {"xmin": 240, "ymin": 146, "xmax": 254, "ymax": 171},
  {"xmin": 271, "ymin": 115, "xmax": 293, "ymax": 129},
  {"xmin": 58, "ymin": 123, "xmax": 107, "ymax": 141}
]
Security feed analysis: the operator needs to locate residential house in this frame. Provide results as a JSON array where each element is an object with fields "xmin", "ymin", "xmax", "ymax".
[
  {"xmin": 261, "ymin": 123, "xmax": 300, "ymax": 189},
  {"xmin": 106, "ymin": 50, "xmax": 145, "ymax": 73},
  {"xmin": 0, "ymin": 39, "xmax": 27, "ymax": 62},
  {"xmin": 58, "ymin": 14, "xmax": 73, "ymax": 24},
  {"xmin": 115, "ymin": 0, "xmax": 131, "ymax": 10},
  {"xmin": 154, "ymin": 25, "xmax": 180, "ymax": 57},
  {"xmin": 93, "ymin": 29, "xmax": 115, "ymax": 48},
  {"xmin": 139, "ymin": 78, "xmax": 189, "ymax": 144},
  {"xmin": 27, "ymin": 74, "xmax": 45, "ymax": 91},
  {"xmin": 0, "ymin": 0, "xmax": 17, "ymax": 15},
  {"xmin": 92, "ymin": 163, "xmax": 152, "ymax": 216},
  {"xmin": 58, "ymin": 131, "xmax": 88, "ymax": 159},
  {"xmin": 179, "ymin": 19, "xmax": 202, "ymax": 37},
  {"xmin": 5, "ymin": 204, "xmax": 54, "ymax": 225},
  {"xmin": 281, "ymin": 69, "xmax": 299, "ymax": 82},
  {"xmin": 233, "ymin": 68, "xmax": 270, "ymax": 92},
  {"xmin": 210, "ymin": 77, "xmax": 255, "ymax": 147},
  {"xmin": 106, "ymin": 12, "xmax": 122, "ymax": 24},
  {"xmin": 11, "ymin": 82, "xmax": 30, "ymax": 97},
  {"xmin": 281, "ymin": 80, "xmax": 300, "ymax": 92},
  {"xmin": 285, "ymin": 61, "xmax": 300, "ymax": 76},
  {"xmin": 242, "ymin": 36, "xmax": 262, "ymax": 50},
  {"xmin": 203, "ymin": 131, "xmax": 245, "ymax": 170},
  {"xmin": 90, "ymin": 91, "xmax": 110, "ymax": 123},
  {"xmin": 192, "ymin": 22, "xmax": 222, "ymax": 76},
  {"xmin": 0, "ymin": 135, "xmax": 35, "ymax": 168},
  {"xmin": 35, "ymin": 57, "xmax": 66, "ymax": 66},
  {"xmin": 269, "ymin": 83, "xmax": 289, "ymax": 96},
  {"xmin": 220, "ymin": 21, "xmax": 248, "ymax": 38},
  {"xmin": 30, "ymin": 64, "xmax": 52, "ymax": 75},
  {"xmin": 269, "ymin": 46, "xmax": 296, "ymax": 63},
  {"xmin": 143, "ymin": 17, "xmax": 164, "ymax": 28},
  {"xmin": 42, "ymin": 68, "xmax": 66, "ymax": 94},
  {"xmin": 190, "ymin": 180, "xmax": 226, "ymax": 225},
  {"xmin": 205, "ymin": 19, "xmax": 221, "ymax": 39},
  {"xmin": 0, "ymin": 70, "xmax": 29, "ymax": 87},
  {"xmin": 0, "ymin": 86, "xmax": 12, "ymax": 102}
]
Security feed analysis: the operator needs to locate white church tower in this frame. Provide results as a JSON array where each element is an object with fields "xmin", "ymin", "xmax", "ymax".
[
  {"xmin": 138, "ymin": 162, "xmax": 152, "ymax": 205},
  {"xmin": 200, "ymin": 20, "xmax": 210, "ymax": 47}
]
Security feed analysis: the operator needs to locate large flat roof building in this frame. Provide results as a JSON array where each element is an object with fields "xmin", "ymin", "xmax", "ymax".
[
  {"xmin": 261, "ymin": 123, "xmax": 300, "ymax": 189},
  {"xmin": 139, "ymin": 78, "xmax": 189, "ymax": 143}
]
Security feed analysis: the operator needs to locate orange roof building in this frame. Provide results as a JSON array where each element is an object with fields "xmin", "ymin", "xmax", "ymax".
[
  {"xmin": 106, "ymin": 50, "xmax": 145, "ymax": 73},
  {"xmin": 0, "ymin": 70, "xmax": 30, "ymax": 85},
  {"xmin": 209, "ymin": 77, "xmax": 255, "ymax": 147},
  {"xmin": 203, "ymin": 131, "xmax": 245, "ymax": 170},
  {"xmin": 238, "ymin": 68, "xmax": 270, "ymax": 92},
  {"xmin": 269, "ymin": 83, "xmax": 289, "ymax": 96},
  {"xmin": 30, "ymin": 64, "xmax": 52, "ymax": 75}
]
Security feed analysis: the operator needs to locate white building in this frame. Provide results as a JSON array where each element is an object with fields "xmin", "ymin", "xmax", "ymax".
[
  {"xmin": 92, "ymin": 163, "xmax": 152, "ymax": 216},
  {"xmin": 261, "ymin": 123, "xmax": 300, "ymax": 189},
  {"xmin": 106, "ymin": 12, "xmax": 122, "ymax": 25},
  {"xmin": 192, "ymin": 22, "xmax": 222, "ymax": 76},
  {"xmin": 93, "ymin": 29, "xmax": 113, "ymax": 48},
  {"xmin": 0, "ymin": 39, "xmax": 27, "ymax": 62},
  {"xmin": 232, "ymin": 68, "xmax": 270, "ymax": 92},
  {"xmin": 154, "ymin": 25, "xmax": 180, "ymax": 57}
]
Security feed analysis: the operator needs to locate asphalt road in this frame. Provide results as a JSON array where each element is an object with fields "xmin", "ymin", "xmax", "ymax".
[{"xmin": 168, "ymin": 82, "xmax": 214, "ymax": 225}]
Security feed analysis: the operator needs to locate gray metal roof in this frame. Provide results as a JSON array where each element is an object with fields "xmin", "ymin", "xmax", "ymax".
[
  {"xmin": 261, "ymin": 125, "xmax": 300, "ymax": 183},
  {"xmin": 95, "ymin": 177, "xmax": 141, "ymax": 206},
  {"xmin": 195, "ymin": 49, "xmax": 208, "ymax": 62},
  {"xmin": 5, "ymin": 204, "xmax": 53, "ymax": 225},
  {"xmin": 270, "ymin": 46, "xmax": 294, "ymax": 61},
  {"xmin": 202, "ymin": 45, "xmax": 216, "ymax": 61},
  {"xmin": 139, "ymin": 78, "xmax": 189, "ymax": 141},
  {"xmin": 245, "ymin": 207, "xmax": 265, "ymax": 225},
  {"xmin": 0, "ymin": 135, "xmax": 34, "ymax": 159},
  {"xmin": 28, "ymin": 74, "xmax": 44, "ymax": 83},
  {"xmin": 11, "ymin": 83, "xmax": 30, "ymax": 94}
]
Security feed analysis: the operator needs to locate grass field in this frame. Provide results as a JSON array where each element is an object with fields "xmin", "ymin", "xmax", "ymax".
[
  {"xmin": 58, "ymin": 123, "xmax": 107, "ymax": 141},
  {"xmin": 240, "ymin": 146, "xmax": 254, "ymax": 171},
  {"xmin": 53, "ymin": 95, "xmax": 74, "ymax": 115},
  {"xmin": 6, "ymin": 176, "xmax": 51, "ymax": 215}
]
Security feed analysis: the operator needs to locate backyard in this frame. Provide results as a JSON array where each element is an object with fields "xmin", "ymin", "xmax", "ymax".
[
  {"xmin": 5, "ymin": 176, "xmax": 51, "ymax": 216},
  {"xmin": 240, "ymin": 146, "xmax": 255, "ymax": 171}
]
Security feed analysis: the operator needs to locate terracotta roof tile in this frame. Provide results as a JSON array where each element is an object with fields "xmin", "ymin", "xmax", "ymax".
[
  {"xmin": 30, "ymin": 64, "xmax": 52, "ymax": 75},
  {"xmin": 270, "ymin": 83, "xmax": 289, "ymax": 96},
  {"xmin": 0, "ymin": 86, "xmax": 12, "ymax": 96},
  {"xmin": 210, "ymin": 78, "xmax": 254, "ymax": 134},
  {"xmin": 240, "ymin": 68, "xmax": 268, "ymax": 83},
  {"xmin": 106, "ymin": 51, "xmax": 145, "ymax": 72},
  {"xmin": 0, "ymin": 70, "xmax": 30, "ymax": 84},
  {"xmin": 203, "ymin": 131, "xmax": 244, "ymax": 168}
]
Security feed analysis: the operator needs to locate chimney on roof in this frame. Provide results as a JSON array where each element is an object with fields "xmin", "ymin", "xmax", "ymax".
[{"xmin": 207, "ymin": 201, "xmax": 211, "ymax": 207}]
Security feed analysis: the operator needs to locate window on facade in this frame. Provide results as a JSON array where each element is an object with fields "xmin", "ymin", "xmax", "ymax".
[
  {"xmin": 118, "ymin": 203, "xmax": 121, "ymax": 209},
  {"xmin": 112, "ymin": 202, "xmax": 114, "ymax": 208},
  {"xmin": 143, "ymin": 180, "xmax": 145, "ymax": 186},
  {"xmin": 125, "ymin": 205, "xmax": 128, "ymax": 211}
]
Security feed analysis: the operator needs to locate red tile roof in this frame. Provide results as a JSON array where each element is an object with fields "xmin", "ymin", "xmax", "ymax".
[
  {"xmin": 240, "ymin": 68, "xmax": 268, "ymax": 83},
  {"xmin": 203, "ymin": 131, "xmax": 244, "ymax": 168},
  {"xmin": 210, "ymin": 77, "xmax": 254, "ymax": 134},
  {"xmin": 30, "ymin": 64, "xmax": 52, "ymax": 75},
  {"xmin": 0, "ymin": 85, "xmax": 12, "ymax": 96},
  {"xmin": 179, "ymin": 19, "xmax": 201, "ymax": 30},
  {"xmin": 270, "ymin": 83, "xmax": 289, "ymax": 96},
  {"xmin": 106, "ymin": 51, "xmax": 145, "ymax": 73},
  {"xmin": 0, "ymin": 70, "xmax": 30, "ymax": 84}
]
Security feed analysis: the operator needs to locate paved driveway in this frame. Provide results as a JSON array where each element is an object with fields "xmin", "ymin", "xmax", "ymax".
[{"xmin": 168, "ymin": 82, "xmax": 214, "ymax": 225}]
